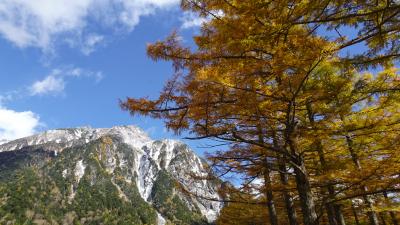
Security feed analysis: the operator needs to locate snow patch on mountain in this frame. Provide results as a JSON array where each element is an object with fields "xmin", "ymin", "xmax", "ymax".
[
  {"xmin": 157, "ymin": 213, "xmax": 166, "ymax": 225},
  {"xmin": 75, "ymin": 160, "xmax": 86, "ymax": 183},
  {"xmin": 97, "ymin": 125, "xmax": 151, "ymax": 150}
]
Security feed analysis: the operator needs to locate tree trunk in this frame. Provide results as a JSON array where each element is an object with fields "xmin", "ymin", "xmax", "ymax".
[
  {"xmin": 285, "ymin": 101, "xmax": 318, "ymax": 225},
  {"xmin": 383, "ymin": 191, "xmax": 399, "ymax": 225},
  {"xmin": 325, "ymin": 194, "xmax": 339, "ymax": 225},
  {"xmin": 379, "ymin": 213, "xmax": 387, "ymax": 225},
  {"xmin": 293, "ymin": 163, "xmax": 319, "ymax": 225},
  {"xmin": 292, "ymin": 155, "xmax": 319, "ymax": 225},
  {"xmin": 273, "ymin": 132, "xmax": 298, "ymax": 225},
  {"xmin": 389, "ymin": 211, "xmax": 399, "ymax": 225},
  {"xmin": 352, "ymin": 204, "xmax": 361, "ymax": 225},
  {"xmin": 258, "ymin": 127, "xmax": 279, "ymax": 225},
  {"xmin": 345, "ymin": 135, "xmax": 379, "ymax": 225},
  {"xmin": 365, "ymin": 195, "xmax": 380, "ymax": 225},
  {"xmin": 278, "ymin": 155, "xmax": 298, "ymax": 225},
  {"xmin": 306, "ymin": 103, "xmax": 345, "ymax": 225},
  {"xmin": 286, "ymin": 122, "xmax": 319, "ymax": 225},
  {"xmin": 318, "ymin": 146, "xmax": 344, "ymax": 225},
  {"xmin": 314, "ymin": 140, "xmax": 338, "ymax": 225},
  {"xmin": 264, "ymin": 160, "xmax": 279, "ymax": 225},
  {"xmin": 334, "ymin": 204, "xmax": 346, "ymax": 225}
]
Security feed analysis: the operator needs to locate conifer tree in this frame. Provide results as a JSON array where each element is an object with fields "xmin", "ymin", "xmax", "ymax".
[{"xmin": 122, "ymin": 1, "xmax": 400, "ymax": 224}]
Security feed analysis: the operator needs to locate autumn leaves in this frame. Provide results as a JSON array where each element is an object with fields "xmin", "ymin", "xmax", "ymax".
[{"xmin": 122, "ymin": 1, "xmax": 400, "ymax": 225}]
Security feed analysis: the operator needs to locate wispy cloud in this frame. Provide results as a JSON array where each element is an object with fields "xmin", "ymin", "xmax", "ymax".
[
  {"xmin": 29, "ymin": 67, "xmax": 103, "ymax": 96},
  {"xmin": 0, "ymin": 0, "xmax": 179, "ymax": 54},
  {"xmin": 67, "ymin": 67, "xmax": 103, "ymax": 82},
  {"xmin": 81, "ymin": 34, "xmax": 105, "ymax": 55}
]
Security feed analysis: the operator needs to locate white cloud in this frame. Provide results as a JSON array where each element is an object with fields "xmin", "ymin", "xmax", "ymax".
[
  {"xmin": 180, "ymin": 12, "xmax": 208, "ymax": 29},
  {"xmin": 30, "ymin": 75, "xmax": 65, "ymax": 96},
  {"xmin": 0, "ymin": 106, "xmax": 41, "ymax": 141},
  {"xmin": 0, "ymin": 0, "xmax": 179, "ymax": 53},
  {"xmin": 29, "ymin": 67, "xmax": 103, "ymax": 96},
  {"xmin": 180, "ymin": 10, "xmax": 225, "ymax": 29}
]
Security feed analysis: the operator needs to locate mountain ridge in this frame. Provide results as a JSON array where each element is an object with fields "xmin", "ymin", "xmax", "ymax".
[{"xmin": 0, "ymin": 125, "xmax": 222, "ymax": 225}]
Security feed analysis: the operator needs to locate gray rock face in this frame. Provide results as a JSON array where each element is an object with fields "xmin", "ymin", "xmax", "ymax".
[{"xmin": 0, "ymin": 125, "xmax": 222, "ymax": 223}]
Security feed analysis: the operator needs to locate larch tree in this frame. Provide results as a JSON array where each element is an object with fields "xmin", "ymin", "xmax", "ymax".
[
  {"xmin": 329, "ymin": 67, "xmax": 400, "ymax": 225},
  {"xmin": 121, "ymin": 1, "xmax": 400, "ymax": 225}
]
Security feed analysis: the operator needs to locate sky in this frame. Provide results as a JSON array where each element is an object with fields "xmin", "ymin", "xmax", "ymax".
[{"xmin": 0, "ymin": 0, "xmax": 211, "ymax": 154}]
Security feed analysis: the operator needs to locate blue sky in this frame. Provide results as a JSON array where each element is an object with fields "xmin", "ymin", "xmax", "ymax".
[{"xmin": 0, "ymin": 0, "xmax": 212, "ymax": 154}]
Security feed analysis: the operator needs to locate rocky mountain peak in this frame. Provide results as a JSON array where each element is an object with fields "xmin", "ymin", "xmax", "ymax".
[
  {"xmin": 0, "ymin": 125, "xmax": 151, "ymax": 153},
  {"xmin": 0, "ymin": 125, "xmax": 222, "ymax": 224}
]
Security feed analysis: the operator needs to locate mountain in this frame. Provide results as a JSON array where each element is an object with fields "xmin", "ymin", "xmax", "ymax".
[{"xmin": 0, "ymin": 125, "xmax": 222, "ymax": 225}]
